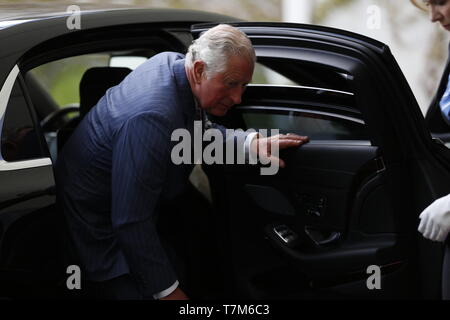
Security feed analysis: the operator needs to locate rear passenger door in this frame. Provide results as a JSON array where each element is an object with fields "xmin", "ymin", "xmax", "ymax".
[
  {"xmin": 193, "ymin": 23, "xmax": 450, "ymax": 299},
  {"xmin": 0, "ymin": 66, "xmax": 59, "ymax": 299}
]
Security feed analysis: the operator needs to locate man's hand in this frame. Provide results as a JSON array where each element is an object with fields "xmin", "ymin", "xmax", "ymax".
[
  {"xmin": 418, "ymin": 194, "xmax": 450, "ymax": 242},
  {"xmin": 159, "ymin": 287, "xmax": 189, "ymax": 300},
  {"xmin": 250, "ymin": 133, "xmax": 309, "ymax": 168}
]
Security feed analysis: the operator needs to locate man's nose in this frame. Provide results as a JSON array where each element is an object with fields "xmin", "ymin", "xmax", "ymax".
[
  {"xmin": 230, "ymin": 87, "xmax": 243, "ymax": 105},
  {"xmin": 430, "ymin": 6, "xmax": 442, "ymax": 23}
]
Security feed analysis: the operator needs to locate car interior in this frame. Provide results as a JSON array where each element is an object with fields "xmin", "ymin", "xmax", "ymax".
[
  {"xmin": 3, "ymin": 21, "xmax": 448, "ymax": 300},
  {"xmin": 7, "ymin": 27, "xmax": 230, "ymax": 299}
]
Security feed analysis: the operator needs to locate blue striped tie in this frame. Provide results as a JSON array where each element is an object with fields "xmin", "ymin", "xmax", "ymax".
[
  {"xmin": 439, "ymin": 75, "xmax": 450, "ymax": 126},
  {"xmin": 194, "ymin": 100, "xmax": 213, "ymax": 132}
]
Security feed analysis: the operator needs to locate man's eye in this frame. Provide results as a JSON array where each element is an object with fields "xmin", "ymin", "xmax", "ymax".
[{"xmin": 432, "ymin": 0, "xmax": 447, "ymax": 6}]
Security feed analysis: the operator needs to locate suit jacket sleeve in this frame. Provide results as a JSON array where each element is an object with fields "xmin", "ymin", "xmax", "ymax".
[
  {"xmin": 209, "ymin": 122, "xmax": 257, "ymax": 163},
  {"xmin": 110, "ymin": 111, "xmax": 177, "ymax": 298}
]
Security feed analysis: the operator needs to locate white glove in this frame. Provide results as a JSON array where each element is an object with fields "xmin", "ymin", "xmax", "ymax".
[{"xmin": 418, "ymin": 194, "xmax": 450, "ymax": 242}]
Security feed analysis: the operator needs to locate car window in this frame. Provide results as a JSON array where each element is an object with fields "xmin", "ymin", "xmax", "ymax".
[
  {"xmin": 109, "ymin": 56, "xmax": 148, "ymax": 70},
  {"xmin": 29, "ymin": 54, "xmax": 110, "ymax": 108},
  {"xmin": 29, "ymin": 53, "xmax": 150, "ymax": 110},
  {"xmin": 252, "ymin": 62, "xmax": 297, "ymax": 86},
  {"xmin": 242, "ymin": 56, "xmax": 364, "ymax": 141},
  {"xmin": 240, "ymin": 108, "xmax": 368, "ymax": 141},
  {"xmin": 255, "ymin": 57, "xmax": 353, "ymax": 93},
  {"xmin": 1, "ymin": 78, "xmax": 45, "ymax": 162}
]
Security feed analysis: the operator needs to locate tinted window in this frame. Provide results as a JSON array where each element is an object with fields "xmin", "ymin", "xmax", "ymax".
[
  {"xmin": 255, "ymin": 58, "xmax": 353, "ymax": 93},
  {"xmin": 1, "ymin": 79, "xmax": 44, "ymax": 162},
  {"xmin": 29, "ymin": 54, "xmax": 111, "ymax": 108},
  {"xmin": 29, "ymin": 53, "xmax": 150, "ymax": 108},
  {"xmin": 252, "ymin": 62, "xmax": 298, "ymax": 86},
  {"xmin": 241, "ymin": 109, "xmax": 368, "ymax": 140}
]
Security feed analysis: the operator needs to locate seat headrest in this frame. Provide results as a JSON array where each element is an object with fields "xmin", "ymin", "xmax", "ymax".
[{"xmin": 79, "ymin": 67, "xmax": 132, "ymax": 118}]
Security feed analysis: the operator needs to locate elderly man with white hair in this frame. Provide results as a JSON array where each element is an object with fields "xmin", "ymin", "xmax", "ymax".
[{"xmin": 55, "ymin": 24, "xmax": 309, "ymax": 300}]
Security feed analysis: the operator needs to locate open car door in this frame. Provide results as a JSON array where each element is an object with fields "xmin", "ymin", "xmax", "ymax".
[{"xmin": 192, "ymin": 22, "xmax": 450, "ymax": 299}]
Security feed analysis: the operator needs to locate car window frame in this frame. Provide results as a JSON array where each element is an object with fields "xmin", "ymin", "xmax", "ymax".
[{"xmin": 0, "ymin": 65, "xmax": 52, "ymax": 170}]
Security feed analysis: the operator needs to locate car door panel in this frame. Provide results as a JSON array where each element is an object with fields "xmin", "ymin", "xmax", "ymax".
[
  {"xmin": 192, "ymin": 22, "xmax": 448, "ymax": 299},
  {"xmin": 206, "ymin": 140, "xmax": 414, "ymax": 299},
  {"xmin": 0, "ymin": 72, "xmax": 59, "ymax": 299},
  {"xmin": 206, "ymin": 98, "xmax": 417, "ymax": 298}
]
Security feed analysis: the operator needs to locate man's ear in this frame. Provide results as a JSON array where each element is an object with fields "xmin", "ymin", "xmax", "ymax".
[{"xmin": 192, "ymin": 61, "xmax": 206, "ymax": 84}]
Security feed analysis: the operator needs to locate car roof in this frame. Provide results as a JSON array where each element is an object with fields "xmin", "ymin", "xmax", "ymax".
[
  {"xmin": 0, "ymin": 8, "xmax": 240, "ymax": 56},
  {"xmin": 0, "ymin": 7, "xmax": 238, "ymax": 26},
  {"xmin": 0, "ymin": 8, "xmax": 240, "ymax": 83},
  {"xmin": 0, "ymin": 8, "xmax": 128, "ymax": 23}
]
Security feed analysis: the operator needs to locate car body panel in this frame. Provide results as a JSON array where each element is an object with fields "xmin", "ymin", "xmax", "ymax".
[
  {"xmin": 0, "ymin": 9, "xmax": 238, "ymax": 299},
  {"xmin": 0, "ymin": 9, "xmax": 240, "ymax": 86},
  {"xmin": 193, "ymin": 22, "xmax": 450, "ymax": 299},
  {"xmin": 0, "ymin": 10, "xmax": 448, "ymax": 299}
]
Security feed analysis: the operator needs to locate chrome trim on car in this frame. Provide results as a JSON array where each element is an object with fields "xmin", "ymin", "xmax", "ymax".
[
  {"xmin": 0, "ymin": 65, "xmax": 20, "ymax": 121},
  {"xmin": 306, "ymin": 140, "xmax": 371, "ymax": 146},
  {"xmin": 0, "ymin": 66, "xmax": 54, "ymax": 170},
  {"xmin": 237, "ymin": 105, "xmax": 365, "ymax": 124},
  {"xmin": 0, "ymin": 19, "xmax": 34, "ymax": 29},
  {"xmin": 247, "ymin": 84, "xmax": 354, "ymax": 96},
  {"xmin": 0, "ymin": 64, "xmax": 20, "ymax": 162},
  {"xmin": 0, "ymin": 158, "xmax": 52, "ymax": 171}
]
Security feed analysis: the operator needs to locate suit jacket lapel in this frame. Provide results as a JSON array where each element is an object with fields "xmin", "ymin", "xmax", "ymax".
[{"xmin": 425, "ymin": 42, "xmax": 450, "ymax": 132}]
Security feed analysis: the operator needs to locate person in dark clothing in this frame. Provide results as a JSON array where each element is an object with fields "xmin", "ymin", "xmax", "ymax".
[{"xmin": 412, "ymin": 0, "xmax": 450, "ymax": 300}]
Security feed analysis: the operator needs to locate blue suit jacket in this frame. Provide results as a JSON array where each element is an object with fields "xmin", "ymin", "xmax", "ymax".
[{"xmin": 56, "ymin": 52, "xmax": 199, "ymax": 297}]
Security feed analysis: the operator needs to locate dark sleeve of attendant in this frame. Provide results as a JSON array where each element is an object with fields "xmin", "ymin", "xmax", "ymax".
[{"xmin": 110, "ymin": 111, "xmax": 177, "ymax": 298}]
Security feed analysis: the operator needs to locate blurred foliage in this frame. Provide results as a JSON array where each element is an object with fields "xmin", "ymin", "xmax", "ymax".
[{"xmin": 30, "ymin": 54, "xmax": 109, "ymax": 106}]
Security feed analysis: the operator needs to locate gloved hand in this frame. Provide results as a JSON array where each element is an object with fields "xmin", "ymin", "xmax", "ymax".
[{"xmin": 418, "ymin": 194, "xmax": 450, "ymax": 242}]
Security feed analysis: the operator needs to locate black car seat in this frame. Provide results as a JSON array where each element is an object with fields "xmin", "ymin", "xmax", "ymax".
[{"xmin": 56, "ymin": 66, "xmax": 132, "ymax": 153}]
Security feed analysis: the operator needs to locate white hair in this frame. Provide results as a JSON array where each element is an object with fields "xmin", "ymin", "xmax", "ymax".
[{"xmin": 185, "ymin": 24, "xmax": 256, "ymax": 78}]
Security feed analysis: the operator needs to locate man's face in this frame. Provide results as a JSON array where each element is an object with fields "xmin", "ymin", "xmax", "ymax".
[
  {"xmin": 194, "ymin": 55, "xmax": 254, "ymax": 116},
  {"xmin": 424, "ymin": 0, "xmax": 450, "ymax": 30}
]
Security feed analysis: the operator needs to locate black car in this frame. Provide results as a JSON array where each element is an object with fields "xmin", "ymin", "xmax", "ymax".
[{"xmin": 0, "ymin": 8, "xmax": 449, "ymax": 300}]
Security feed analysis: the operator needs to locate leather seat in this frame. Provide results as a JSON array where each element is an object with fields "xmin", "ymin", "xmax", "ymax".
[{"xmin": 57, "ymin": 67, "xmax": 132, "ymax": 153}]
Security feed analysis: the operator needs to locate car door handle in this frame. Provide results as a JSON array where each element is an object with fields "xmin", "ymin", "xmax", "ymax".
[
  {"xmin": 304, "ymin": 226, "xmax": 341, "ymax": 246},
  {"xmin": 265, "ymin": 224, "xmax": 401, "ymax": 278}
]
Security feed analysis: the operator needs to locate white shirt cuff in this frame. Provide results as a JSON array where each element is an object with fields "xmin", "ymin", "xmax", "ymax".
[
  {"xmin": 153, "ymin": 280, "xmax": 179, "ymax": 299},
  {"xmin": 244, "ymin": 132, "xmax": 260, "ymax": 163}
]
